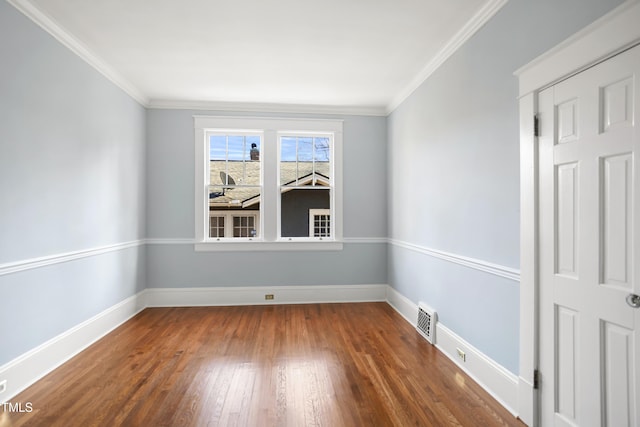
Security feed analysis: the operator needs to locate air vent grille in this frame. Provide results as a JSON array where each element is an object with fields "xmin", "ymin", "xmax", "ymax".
[{"xmin": 416, "ymin": 302, "xmax": 437, "ymax": 344}]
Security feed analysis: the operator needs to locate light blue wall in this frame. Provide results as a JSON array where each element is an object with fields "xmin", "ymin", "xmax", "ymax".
[
  {"xmin": 0, "ymin": 2, "xmax": 147, "ymax": 365},
  {"xmin": 387, "ymin": 0, "xmax": 624, "ymax": 374},
  {"xmin": 146, "ymin": 109, "xmax": 388, "ymax": 287},
  {"xmin": 147, "ymin": 244, "xmax": 386, "ymax": 288}
]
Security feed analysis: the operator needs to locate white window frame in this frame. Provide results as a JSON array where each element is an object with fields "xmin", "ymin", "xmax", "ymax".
[
  {"xmin": 207, "ymin": 130, "xmax": 263, "ymax": 240},
  {"xmin": 194, "ymin": 116, "xmax": 343, "ymax": 251},
  {"xmin": 278, "ymin": 132, "xmax": 334, "ymax": 242}
]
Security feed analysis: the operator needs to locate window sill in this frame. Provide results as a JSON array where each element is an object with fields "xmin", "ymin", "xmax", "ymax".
[{"xmin": 194, "ymin": 240, "xmax": 343, "ymax": 252}]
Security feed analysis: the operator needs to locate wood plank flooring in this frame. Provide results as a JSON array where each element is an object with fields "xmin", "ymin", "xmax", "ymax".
[{"xmin": 5, "ymin": 303, "xmax": 524, "ymax": 426}]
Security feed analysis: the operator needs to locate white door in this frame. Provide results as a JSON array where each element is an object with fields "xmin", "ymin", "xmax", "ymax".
[{"xmin": 539, "ymin": 45, "xmax": 640, "ymax": 426}]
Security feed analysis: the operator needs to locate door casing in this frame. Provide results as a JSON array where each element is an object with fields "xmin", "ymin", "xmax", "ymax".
[{"xmin": 515, "ymin": 2, "xmax": 640, "ymax": 425}]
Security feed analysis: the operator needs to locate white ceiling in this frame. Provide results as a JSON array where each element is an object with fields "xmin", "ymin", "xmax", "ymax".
[{"xmin": 12, "ymin": 0, "xmax": 506, "ymax": 114}]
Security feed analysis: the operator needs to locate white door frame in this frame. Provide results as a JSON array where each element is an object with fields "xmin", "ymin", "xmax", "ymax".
[{"xmin": 515, "ymin": 1, "xmax": 640, "ymax": 425}]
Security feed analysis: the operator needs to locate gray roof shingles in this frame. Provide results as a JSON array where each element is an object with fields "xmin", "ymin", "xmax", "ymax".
[{"xmin": 209, "ymin": 160, "xmax": 330, "ymax": 207}]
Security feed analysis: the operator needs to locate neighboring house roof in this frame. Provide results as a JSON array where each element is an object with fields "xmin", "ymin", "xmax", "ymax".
[{"xmin": 209, "ymin": 160, "xmax": 330, "ymax": 208}]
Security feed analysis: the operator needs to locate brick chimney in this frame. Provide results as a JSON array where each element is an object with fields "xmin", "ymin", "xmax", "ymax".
[{"xmin": 250, "ymin": 143, "xmax": 259, "ymax": 161}]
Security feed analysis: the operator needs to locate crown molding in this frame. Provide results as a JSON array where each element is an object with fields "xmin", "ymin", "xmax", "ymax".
[
  {"xmin": 9, "ymin": 0, "xmax": 507, "ymax": 117},
  {"xmin": 514, "ymin": 0, "xmax": 640, "ymax": 97},
  {"xmin": 386, "ymin": 0, "xmax": 509, "ymax": 114},
  {"xmin": 147, "ymin": 99, "xmax": 388, "ymax": 117},
  {"xmin": 7, "ymin": 0, "xmax": 149, "ymax": 106}
]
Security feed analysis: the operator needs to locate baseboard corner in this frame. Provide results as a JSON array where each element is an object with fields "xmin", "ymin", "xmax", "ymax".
[
  {"xmin": 385, "ymin": 285, "xmax": 520, "ymax": 419},
  {"xmin": 0, "ymin": 291, "xmax": 145, "ymax": 402}
]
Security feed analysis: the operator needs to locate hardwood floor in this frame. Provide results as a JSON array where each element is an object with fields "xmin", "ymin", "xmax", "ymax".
[{"xmin": 5, "ymin": 303, "xmax": 524, "ymax": 426}]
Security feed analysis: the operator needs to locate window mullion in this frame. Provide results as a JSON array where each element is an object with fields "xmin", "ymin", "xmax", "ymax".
[
  {"xmin": 312, "ymin": 137, "xmax": 316, "ymax": 186},
  {"xmin": 263, "ymin": 129, "xmax": 278, "ymax": 242},
  {"xmin": 225, "ymin": 213, "xmax": 232, "ymax": 238},
  {"xmin": 295, "ymin": 137, "xmax": 299, "ymax": 187}
]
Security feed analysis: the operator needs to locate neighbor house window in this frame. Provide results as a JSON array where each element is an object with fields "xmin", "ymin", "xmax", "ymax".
[
  {"xmin": 209, "ymin": 215, "xmax": 225, "ymax": 238},
  {"xmin": 309, "ymin": 209, "xmax": 331, "ymax": 237},
  {"xmin": 194, "ymin": 116, "xmax": 343, "ymax": 251},
  {"xmin": 209, "ymin": 212, "xmax": 260, "ymax": 239}
]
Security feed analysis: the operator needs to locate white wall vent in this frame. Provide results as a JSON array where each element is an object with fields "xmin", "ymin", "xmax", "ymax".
[{"xmin": 416, "ymin": 302, "xmax": 437, "ymax": 344}]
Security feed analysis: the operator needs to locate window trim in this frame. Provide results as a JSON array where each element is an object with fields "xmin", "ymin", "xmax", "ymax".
[{"xmin": 194, "ymin": 116, "xmax": 343, "ymax": 251}]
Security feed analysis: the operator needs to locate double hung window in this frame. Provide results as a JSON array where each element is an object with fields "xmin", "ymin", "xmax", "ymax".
[
  {"xmin": 194, "ymin": 116, "xmax": 342, "ymax": 250},
  {"xmin": 280, "ymin": 135, "xmax": 332, "ymax": 239},
  {"xmin": 208, "ymin": 132, "xmax": 262, "ymax": 240}
]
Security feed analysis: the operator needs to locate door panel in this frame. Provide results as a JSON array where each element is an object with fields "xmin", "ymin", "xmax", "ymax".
[
  {"xmin": 602, "ymin": 321, "xmax": 634, "ymax": 426},
  {"xmin": 601, "ymin": 154, "xmax": 632, "ymax": 288},
  {"xmin": 556, "ymin": 305, "xmax": 579, "ymax": 422},
  {"xmin": 556, "ymin": 162, "xmax": 580, "ymax": 277},
  {"xmin": 539, "ymin": 45, "xmax": 639, "ymax": 426}
]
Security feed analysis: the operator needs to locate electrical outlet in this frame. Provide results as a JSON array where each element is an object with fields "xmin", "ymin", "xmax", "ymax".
[
  {"xmin": 265, "ymin": 294, "xmax": 274, "ymax": 300},
  {"xmin": 456, "ymin": 348, "xmax": 466, "ymax": 362},
  {"xmin": 0, "ymin": 380, "xmax": 7, "ymax": 394}
]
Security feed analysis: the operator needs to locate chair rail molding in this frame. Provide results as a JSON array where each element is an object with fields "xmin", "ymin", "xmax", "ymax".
[
  {"xmin": 0, "ymin": 240, "xmax": 145, "ymax": 277},
  {"xmin": 388, "ymin": 239, "xmax": 520, "ymax": 282}
]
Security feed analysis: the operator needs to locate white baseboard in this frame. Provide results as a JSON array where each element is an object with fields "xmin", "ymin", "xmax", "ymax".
[
  {"xmin": 385, "ymin": 284, "xmax": 419, "ymax": 325},
  {"xmin": 0, "ymin": 292, "xmax": 145, "ymax": 403},
  {"xmin": 385, "ymin": 286, "xmax": 520, "ymax": 417},
  {"xmin": 144, "ymin": 284, "xmax": 388, "ymax": 307},
  {"xmin": 436, "ymin": 323, "xmax": 519, "ymax": 416}
]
